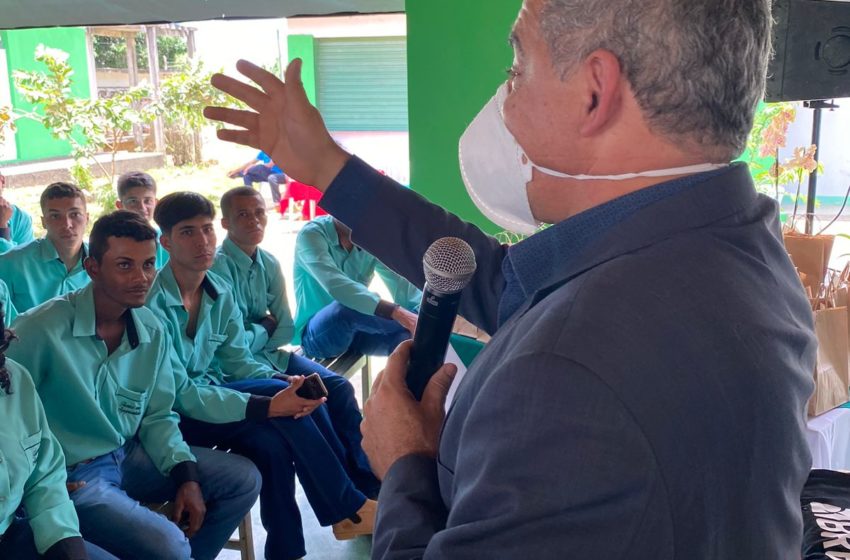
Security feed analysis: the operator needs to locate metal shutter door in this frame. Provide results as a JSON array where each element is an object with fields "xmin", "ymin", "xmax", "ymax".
[{"xmin": 316, "ymin": 37, "xmax": 408, "ymax": 132}]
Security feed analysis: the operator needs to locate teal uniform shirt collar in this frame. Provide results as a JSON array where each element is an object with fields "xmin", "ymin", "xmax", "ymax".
[
  {"xmin": 220, "ymin": 237, "xmax": 257, "ymax": 269},
  {"xmin": 157, "ymin": 264, "xmax": 219, "ymax": 309},
  {"xmin": 38, "ymin": 236, "xmax": 87, "ymax": 266},
  {"xmin": 69, "ymin": 284, "xmax": 149, "ymax": 348}
]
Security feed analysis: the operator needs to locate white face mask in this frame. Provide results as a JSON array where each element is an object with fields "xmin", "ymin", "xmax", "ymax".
[{"xmin": 458, "ymin": 84, "xmax": 729, "ymax": 235}]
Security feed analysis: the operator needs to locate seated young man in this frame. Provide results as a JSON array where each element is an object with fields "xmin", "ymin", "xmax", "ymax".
[
  {"xmin": 7, "ymin": 211, "xmax": 261, "ymax": 560},
  {"xmin": 0, "ymin": 169, "xmax": 35, "ymax": 254},
  {"xmin": 0, "ymin": 307, "xmax": 115, "ymax": 560},
  {"xmin": 147, "ymin": 192, "xmax": 379, "ymax": 560},
  {"xmin": 0, "ymin": 182, "xmax": 90, "ymax": 314},
  {"xmin": 114, "ymin": 170, "xmax": 169, "ymax": 269},
  {"xmin": 226, "ymin": 150, "xmax": 281, "ymax": 187},
  {"xmin": 294, "ymin": 215, "xmax": 422, "ymax": 359}
]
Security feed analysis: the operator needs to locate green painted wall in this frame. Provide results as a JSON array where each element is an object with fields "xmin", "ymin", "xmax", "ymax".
[
  {"xmin": 288, "ymin": 34, "xmax": 317, "ymax": 106},
  {"xmin": 407, "ymin": 0, "xmax": 520, "ymax": 233},
  {"xmin": 2, "ymin": 27, "xmax": 91, "ymax": 163}
]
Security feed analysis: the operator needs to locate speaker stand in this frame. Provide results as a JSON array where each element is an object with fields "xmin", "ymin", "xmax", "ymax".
[{"xmin": 803, "ymin": 99, "xmax": 839, "ymax": 234}]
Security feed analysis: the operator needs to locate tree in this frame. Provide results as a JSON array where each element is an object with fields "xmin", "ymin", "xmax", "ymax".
[
  {"xmin": 93, "ymin": 33, "xmax": 188, "ymax": 71},
  {"xmin": 158, "ymin": 61, "xmax": 241, "ymax": 165},
  {"xmin": 14, "ymin": 45, "xmax": 157, "ymax": 212},
  {"xmin": 0, "ymin": 106, "xmax": 15, "ymax": 145}
]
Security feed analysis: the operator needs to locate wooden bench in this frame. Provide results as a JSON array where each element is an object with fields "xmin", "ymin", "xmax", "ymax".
[{"xmin": 296, "ymin": 347, "xmax": 373, "ymax": 402}]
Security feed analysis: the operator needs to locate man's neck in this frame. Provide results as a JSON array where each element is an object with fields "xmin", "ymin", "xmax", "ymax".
[
  {"xmin": 529, "ymin": 140, "xmax": 727, "ymax": 224},
  {"xmin": 334, "ymin": 223, "xmax": 354, "ymax": 252},
  {"xmin": 51, "ymin": 239, "xmax": 82, "ymax": 272},
  {"xmin": 229, "ymin": 236, "xmax": 258, "ymax": 259},
  {"xmin": 91, "ymin": 287, "xmax": 128, "ymax": 325},
  {"xmin": 171, "ymin": 265, "xmax": 206, "ymax": 300}
]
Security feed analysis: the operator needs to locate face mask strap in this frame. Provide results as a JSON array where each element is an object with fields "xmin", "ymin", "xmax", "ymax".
[{"xmin": 531, "ymin": 162, "xmax": 730, "ymax": 182}]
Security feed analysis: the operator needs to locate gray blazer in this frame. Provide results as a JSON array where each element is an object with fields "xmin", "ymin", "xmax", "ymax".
[{"xmin": 322, "ymin": 159, "xmax": 816, "ymax": 559}]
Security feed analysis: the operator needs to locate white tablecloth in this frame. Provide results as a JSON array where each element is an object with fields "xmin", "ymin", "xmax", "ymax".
[{"xmin": 806, "ymin": 406, "xmax": 850, "ymax": 470}]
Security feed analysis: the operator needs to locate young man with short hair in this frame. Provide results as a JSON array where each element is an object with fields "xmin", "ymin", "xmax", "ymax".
[
  {"xmin": 294, "ymin": 215, "xmax": 421, "ymax": 359},
  {"xmin": 0, "ymin": 182, "xmax": 90, "ymax": 314},
  {"xmin": 147, "ymin": 192, "xmax": 378, "ymax": 560},
  {"xmin": 7, "ymin": 211, "xmax": 262, "ymax": 560},
  {"xmin": 115, "ymin": 170, "xmax": 169, "ymax": 269},
  {"xmin": 0, "ymin": 169, "xmax": 34, "ymax": 254}
]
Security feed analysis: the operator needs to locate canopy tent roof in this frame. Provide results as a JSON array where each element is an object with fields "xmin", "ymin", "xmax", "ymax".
[{"xmin": 0, "ymin": 0, "xmax": 405, "ymax": 30}]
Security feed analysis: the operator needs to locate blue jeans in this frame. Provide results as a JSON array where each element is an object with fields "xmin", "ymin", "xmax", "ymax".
[
  {"xmin": 179, "ymin": 355, "xmax": 378, "ymax": 560},
  {"xmin": 0, "ymin": 511, "xmax": 116, "ymax": 560},
  {"xmin": 302, "ymin": 301, "xmax": 411, "ymax": 359},
  {"xmin": 66, "ymin": 440, "xmax": 261, "ymax": 560},
  {"xmin": 241, "ymin": 164, "xmax": 273, "ymax": 186}
]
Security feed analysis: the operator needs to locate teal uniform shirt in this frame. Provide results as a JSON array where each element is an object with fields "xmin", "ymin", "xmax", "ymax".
[
  {"xmin": 211, "ymin": 237, "xmax": 295, "ymax": 371},
  {"xmin": 0, "ymin": 278, "xmax": 16, "ymax": 324},
  {"xmin": 0, "ymin": 359, "xmax": 82, "ymax": 554},
  {"xmin": 6, "ymin": 285, "xmax": 196, "ymax": 476},
  {"xmin": 146, "ymin": 265, "xmax": 275, "ymax": 388},
  {"xmin": 293, "ymin": 215, "xmax": 422, "ymax": 344},
  {"xmin": 0, "ymin": 205, "xmax": 35, "ymax": 254},
  {"xmin": 0, "ymin": 238, "xmax": 90, "ymax": 314},
  {"xmin": 154, "ymin": 228, "xmax": 169, "ymax": 270}
]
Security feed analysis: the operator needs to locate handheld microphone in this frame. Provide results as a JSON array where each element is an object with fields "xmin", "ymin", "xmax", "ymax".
[{"xmin": 406, "ymin": 237, "xmax": 477, "ymax": 400}]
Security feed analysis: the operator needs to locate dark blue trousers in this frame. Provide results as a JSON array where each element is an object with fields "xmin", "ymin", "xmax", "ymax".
[
  {"xmin": 0, "ymin": 510, "xmax": 116, "ymax": 560},
  {"xmin": 179, "ymin": 355, "xmax": 378, "ymax": 560},
  {"xmin": 302, "ymin": 301, "xmax": 411, "ymax": 359}
]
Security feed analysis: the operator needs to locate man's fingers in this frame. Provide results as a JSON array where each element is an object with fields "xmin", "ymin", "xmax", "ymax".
[
  {"xmin": 283, "ymin": 59, "xmax": 314, "ymax": 113},
  {"xmin": 287, "ymin": 375, "xmax": 304, "ymax": 390},
  {"xmin": 236, "ymin": 59, "xmax": 286, "ymax": 98},
  {"xmin": 216, "ymin": 128, "xmax": 259, "ymax": 149},
  {"xmin": 204, "ymin": 106, "xmax": 258, "ymax": 130},
  {"xmin": 171, "ymin": 501, "xmax": 185, "ymax": 525},
  {"xmin": 66, "ymin": 481, "xmax": 85, "ymax": 493},
  {"xmin": 421, "ymin": 363, "xmax": 458, "ymax": 412},
  {"xmin": 369, "ymin": 369, "xmax": 386, "ymax": 397},
  {"xmin": 384, "ymin": 340, "xmax": 413, "ymax": 386},
  {"xmin": 210, "ymin": 72, "xmax": 269, "ymax": 112},
  {"xmin": 187, "ymin": 508, "xmax": 204, "ymax": 537}
]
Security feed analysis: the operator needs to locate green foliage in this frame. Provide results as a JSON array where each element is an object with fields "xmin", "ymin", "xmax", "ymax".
[
  {"xmin": 158, "ymin": 61, "xmax": 242, "ymax": 165},
  {"xmin": 93, "ymin": 33, "xmax": 188, "ymax": 71},
  {"xmin": 13, "ymin": 45, "xmax": 157, "ymax": 215},
  {"xmin": 0, "ymin": 106, "xmax": 15, "ymax": 144},
  {"xmin": 744, "ymin": 102, "xmax": 824, "ymax": 210}
]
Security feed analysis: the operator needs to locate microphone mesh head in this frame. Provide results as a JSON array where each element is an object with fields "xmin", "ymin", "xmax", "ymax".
[{"xmin": 423, "ymin": 237, "xmax": 477, "ymax": 294}]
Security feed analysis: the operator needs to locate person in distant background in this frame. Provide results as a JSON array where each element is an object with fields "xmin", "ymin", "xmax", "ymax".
[
  {"xmin": 227, "ymin": 150, "xmax": 282, "ymax": 187},
  {"xmin": 0, "ymin": 169, "xmax": 34, "ymax": 254}
]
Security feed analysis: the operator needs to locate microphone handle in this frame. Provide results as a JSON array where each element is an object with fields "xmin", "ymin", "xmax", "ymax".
[{"xmin": 406, "ymin": 287, "xmax": 462, "ymax": 400}]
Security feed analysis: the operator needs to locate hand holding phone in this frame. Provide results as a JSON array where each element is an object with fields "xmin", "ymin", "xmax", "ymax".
[{"xmin": 295, "ymin": 372, "xmax": 329, "ymax": 400}]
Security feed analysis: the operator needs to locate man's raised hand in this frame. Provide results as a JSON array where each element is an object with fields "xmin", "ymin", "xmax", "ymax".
[{"xmin": 204, "ymin": 59, "xmax": 349, "ymax": 191}]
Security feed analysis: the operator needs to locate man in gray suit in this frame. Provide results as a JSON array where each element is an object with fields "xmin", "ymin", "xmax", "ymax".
[{"xmin": 205, "ymin": 0, "xmax": 816, "ymax": 557}]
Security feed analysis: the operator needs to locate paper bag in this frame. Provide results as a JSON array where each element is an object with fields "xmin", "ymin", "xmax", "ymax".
[
  {"xmin": 809, "ymin": 306, "xmax": 850, "ymax": 416},
  {"xmin": 784, "ymin": 233, "xmax": 835, "ymax": 295}
]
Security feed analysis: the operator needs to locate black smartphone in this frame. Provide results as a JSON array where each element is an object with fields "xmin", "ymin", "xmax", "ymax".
[{"xmin": 295, "ymin": 372, "xmax": 329, "ymax": 400}]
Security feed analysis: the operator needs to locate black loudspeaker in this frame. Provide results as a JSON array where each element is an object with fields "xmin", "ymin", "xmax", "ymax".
[{"xmin": 766, "ymin": 0, "xmax": 850, "ymax": 102}]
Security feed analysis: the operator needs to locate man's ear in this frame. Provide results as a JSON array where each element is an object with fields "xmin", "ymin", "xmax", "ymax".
[
  {"xmin": 115, "ymin": 200, "xmax": 124, "ymax": 210},
  {"xmin": 160, "ymin": 233, "xmax": 172, "ymax": 252},
  {"xmin": 83, "ymin": 255, "xmax": 98, "ymax": 280},
  {"xmin": 580, "ymin": 49, "xmax": 625, "ymax": 137},
  {"xmin": 221, "ymin": 217, "xmax": 230, "ymax": 231}
]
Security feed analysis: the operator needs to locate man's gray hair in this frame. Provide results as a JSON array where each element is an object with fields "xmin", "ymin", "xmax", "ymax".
[{"xmin": 540, "ymin": 0, "xmax": 772, "ymax": 158}]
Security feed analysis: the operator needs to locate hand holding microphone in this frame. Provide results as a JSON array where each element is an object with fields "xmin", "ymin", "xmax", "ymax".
[{"xmin": 406, "ymin": 237, "xmax": 477, "ymax": 400}]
